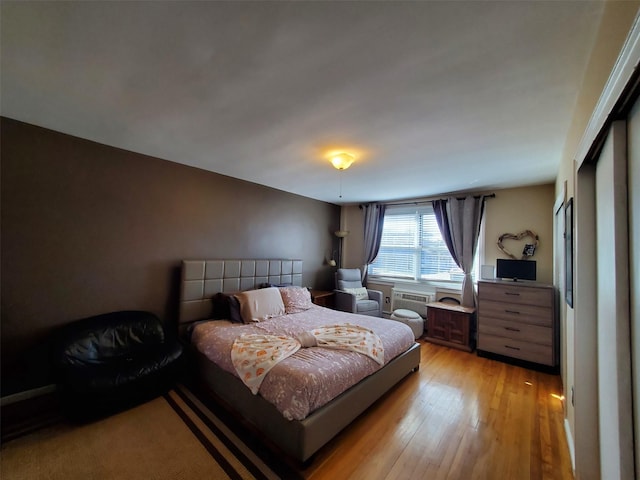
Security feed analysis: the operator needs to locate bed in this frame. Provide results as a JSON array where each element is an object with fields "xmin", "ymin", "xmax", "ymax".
[{"xmin": 179, "ymin": 259, "xmax": 421, "ymax": 462}]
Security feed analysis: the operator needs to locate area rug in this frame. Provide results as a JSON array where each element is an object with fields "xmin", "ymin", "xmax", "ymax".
[
  {"xmin": 0, "ymin": 386, "xmax": 296, "ymax": 480},
  {"xmin": 169, "ymin": 385, "xmax": 303, "ymax": 480}
]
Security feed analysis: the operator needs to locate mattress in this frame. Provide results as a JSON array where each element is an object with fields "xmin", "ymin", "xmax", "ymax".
[{"xmin": 190, "ymin": 306, "xmax": 416, "ymax": 420}]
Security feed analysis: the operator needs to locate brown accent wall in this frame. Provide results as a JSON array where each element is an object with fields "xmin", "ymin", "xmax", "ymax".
[{"xmin": 1, "ymin": 117, "xmax": 340, "ymax": 395}]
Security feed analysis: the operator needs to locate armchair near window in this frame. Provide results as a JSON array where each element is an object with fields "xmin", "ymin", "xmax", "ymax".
[{"xmin": 334, "ymin": 268, "xmax": 383, "ymax": 317}]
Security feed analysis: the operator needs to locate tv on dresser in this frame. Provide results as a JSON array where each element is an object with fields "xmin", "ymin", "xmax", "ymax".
[{"xmin": 495, "ymin": 259, "xmax": 536, "ymax": 282}]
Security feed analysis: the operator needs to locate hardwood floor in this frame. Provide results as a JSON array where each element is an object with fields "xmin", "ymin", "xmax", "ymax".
[{"xmin": 301, "ymin": 340, "xmax": 573, "ymax": 480}]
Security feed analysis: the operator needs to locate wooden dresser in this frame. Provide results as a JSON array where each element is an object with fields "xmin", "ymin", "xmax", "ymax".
[
  {"xmin": 477, "ymin": 280, "xmax": 557, "ymax": 367},
  {"xmin": 425, "ymin": 302, "xmax": 476, "ymax": 352}
]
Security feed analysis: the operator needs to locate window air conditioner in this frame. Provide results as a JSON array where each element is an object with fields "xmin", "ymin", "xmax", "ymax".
[{"xmin": 391, "ymin": 288, "xmax": 433, "ymax": 318}]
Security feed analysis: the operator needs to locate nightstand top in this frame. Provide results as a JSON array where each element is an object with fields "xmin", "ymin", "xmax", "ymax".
[
  {"xmin": 309, "ymin": 289, "xmax": 334, "ymax": 299},
  {"xmin": 426, "ymin": 301, "xmax": 476, "ymax": 314}
]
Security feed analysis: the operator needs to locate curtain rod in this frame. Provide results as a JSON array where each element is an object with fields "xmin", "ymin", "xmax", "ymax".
[{"xmin": 360, "ymin": 193, "xmax": 495, "ymax": 208}]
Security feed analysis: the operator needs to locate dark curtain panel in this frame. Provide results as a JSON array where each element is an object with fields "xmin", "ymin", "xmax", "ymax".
[
  {"xmin": 361, "ymin": 203, "xmax": 386, "ymax": 283},
  {"xmin": 432, "ymin": 196, "xmax": 487, "ymax": 307},
  {"xmin": 432, "ymin": 199, "xmax": 455, "ymax": 260}
]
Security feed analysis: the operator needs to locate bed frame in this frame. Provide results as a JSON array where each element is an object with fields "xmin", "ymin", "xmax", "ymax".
[{"xmin": 179, "ymin": 259, "xmax": 421, "ymax": 462}]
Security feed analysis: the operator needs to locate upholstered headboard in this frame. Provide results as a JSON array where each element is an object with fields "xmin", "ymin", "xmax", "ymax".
[{"xmin": 179, "ymin": 259, "xmax": 303, "ymax": 324}]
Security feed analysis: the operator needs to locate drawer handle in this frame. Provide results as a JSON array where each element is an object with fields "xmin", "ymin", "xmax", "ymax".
[
  {"xmin": 504, "ymin": 292, "xmax": 520, "ymax": 296},
  {"xmin": 505, "ymin": 345, "xmax": 520, "ymax": 351},
  {"xmin": 505, "ymin": 310, "xmax": 520, "ymax": 315},
  {"xmin": 504, "ymin": 327, "xmax": 520, "ymax": 332}
]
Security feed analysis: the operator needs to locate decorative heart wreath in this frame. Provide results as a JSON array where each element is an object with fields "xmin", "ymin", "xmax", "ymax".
[{"xmin": 497, "ymin": 230, "xmax": 539, "ymax": 260}]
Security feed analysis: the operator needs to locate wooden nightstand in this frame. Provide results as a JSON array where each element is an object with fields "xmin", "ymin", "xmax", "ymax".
[
  {"xmin": 425, "ymin": 302, "xmax": 476, "ymax": 352},
  {"xmin": 310, "ymin": 289, "xmax": 335, "ymax": 309}
]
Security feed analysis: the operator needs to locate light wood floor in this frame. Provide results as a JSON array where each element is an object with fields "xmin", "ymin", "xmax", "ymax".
[{"xmin": 301, "ymin": 340, "xmax": 573, "ymax": 480}]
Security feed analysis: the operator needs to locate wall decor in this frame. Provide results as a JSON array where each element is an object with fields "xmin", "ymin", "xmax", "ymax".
[
  {"xmin": 565, "ymin": 198, "xmax": 574, "ymax": 307},
  {"xmin": 497, "ymin": 230, "xmax": 539, "ymax": 260}
]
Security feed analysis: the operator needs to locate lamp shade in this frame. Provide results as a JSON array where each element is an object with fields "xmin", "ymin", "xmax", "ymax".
[{"xmin": 330, "ymin": 153, "xmax": 354, "ymax": 170}]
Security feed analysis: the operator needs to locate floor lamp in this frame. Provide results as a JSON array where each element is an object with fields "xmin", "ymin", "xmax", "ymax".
[{"xmin": 334, "ymin": 230, "xmax": 349, "ymax": 268}]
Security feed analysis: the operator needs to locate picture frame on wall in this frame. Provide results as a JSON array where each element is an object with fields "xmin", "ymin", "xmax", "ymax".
[{"xmin": 565, "ymin": 197, "xmax": 574, "ymax": 307}]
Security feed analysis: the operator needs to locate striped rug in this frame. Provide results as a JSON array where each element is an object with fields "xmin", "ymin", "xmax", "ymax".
[{"xmin": 1, "ymin": 386, "xmax": 302, "ymax": 480}]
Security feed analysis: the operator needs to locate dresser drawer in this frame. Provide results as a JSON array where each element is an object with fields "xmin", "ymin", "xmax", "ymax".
[
  {"xmin": 478, "ymin": 318, "xmax": 552, "ymax": 345},
  {"xmin": 478, "ymin": 334, "xmax": 554, "ymax": 366},
  {"xmin": 479, "ymin": 300, "xmax": 552, "ymax": 327},
  {"xmin": 479, "ymin": 282, "xmax": 552, "ymax": 306}
]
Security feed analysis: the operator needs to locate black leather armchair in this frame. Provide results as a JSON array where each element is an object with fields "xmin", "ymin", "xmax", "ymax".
[{"xmin": 52, "ymin": 310, "xmax": 183, "ymax": 419}]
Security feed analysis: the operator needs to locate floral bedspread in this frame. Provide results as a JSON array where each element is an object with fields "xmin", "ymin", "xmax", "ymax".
[
  {"xmin": 190, "ymin": 306, "xmax": 416, "ymax": 421},
  {"xmin": 231, "ymin": 323, "xmax": 384, "ymax": 395}
]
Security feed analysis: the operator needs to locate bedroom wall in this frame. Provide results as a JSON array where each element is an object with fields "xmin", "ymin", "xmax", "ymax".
[
  {"xmin": 0, "ymin": 117, "xmax": 341, "ymax": 396},
  {"xmin": 482, "ymin": 184, "xmax": 554, "ymax": 284}
]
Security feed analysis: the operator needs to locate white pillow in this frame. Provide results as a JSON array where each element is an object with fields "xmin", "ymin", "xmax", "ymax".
[
  {"xmin": 344, "ymin": 287, "xmax": 369, "ymax": 301},
  {"xmin": 235, "ymin": 287, "xmax": 285, "ymax": 323}
]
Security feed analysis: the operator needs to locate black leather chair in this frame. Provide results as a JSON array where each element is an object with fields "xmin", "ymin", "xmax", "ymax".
[{"xmin": 52, "ymin": 310, "xmax": 183, "ymax": 420}]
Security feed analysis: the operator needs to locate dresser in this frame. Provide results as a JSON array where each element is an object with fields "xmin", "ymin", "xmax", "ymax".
[
  {"xmin": 477, "ymin": 280, "xmax": 556, "ymax": 367},
  {"xmin": 425, "ymin": 302, "xmax": 476, "ymax": 352}
]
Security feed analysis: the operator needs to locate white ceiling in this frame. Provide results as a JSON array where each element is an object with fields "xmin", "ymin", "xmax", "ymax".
[{"xmin": 1, "ymin": 1, "xmax": 605, "ymax": 204}]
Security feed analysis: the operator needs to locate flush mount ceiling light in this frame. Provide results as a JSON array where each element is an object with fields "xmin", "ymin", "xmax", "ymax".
[
  {"xmin": 328, "ymin": 151, "xmax": 356, "ymax": 200},
  {"xmin": 330, "ymin": 153, "xmax": 355, "ymax": 170}
]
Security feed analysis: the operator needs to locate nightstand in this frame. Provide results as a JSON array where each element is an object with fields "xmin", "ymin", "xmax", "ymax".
[
  {"xmin": 310, "ymin": 289, "xmax": 335, "ymax": 309},
  {"xmin": 425, "ymin": 302, "xmax": 476, "ymax": 352}
]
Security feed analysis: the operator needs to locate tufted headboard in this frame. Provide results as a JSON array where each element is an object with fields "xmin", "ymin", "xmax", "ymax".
[{"xmin": 179, "ymin": 259, "xmax": 303, "ymax": 324}]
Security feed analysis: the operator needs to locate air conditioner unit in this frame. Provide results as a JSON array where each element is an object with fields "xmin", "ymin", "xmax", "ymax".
[{"xmin": 391, "ymin": 288, "xmax": 433, "ymax": 318}]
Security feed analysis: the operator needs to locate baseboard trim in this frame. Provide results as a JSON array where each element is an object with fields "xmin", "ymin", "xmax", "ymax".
[
  {"xmin": 564, "ymin": 418, "xmax": 576, "ymax": 475},
  {"xmin": 1, "ymin": 385, "xmax": 62, "ymax": 443},
  {"xmin": 1, "ymin": 384, "xmax": 57, "ymax": 407}
]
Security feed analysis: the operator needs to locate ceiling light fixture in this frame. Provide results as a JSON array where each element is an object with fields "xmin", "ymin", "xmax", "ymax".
[{"xmin": 330, "ymin": 153, "xmax": 355, "ymax": 170}]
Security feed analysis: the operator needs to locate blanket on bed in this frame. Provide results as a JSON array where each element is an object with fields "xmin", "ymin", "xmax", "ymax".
[
  {"xmin": 190, "ymin": 306, "xmax": 415, "ymax": 420},
  {"xmin": 231, "ymin": 324, "xmax": 384, "ymax": 394}
]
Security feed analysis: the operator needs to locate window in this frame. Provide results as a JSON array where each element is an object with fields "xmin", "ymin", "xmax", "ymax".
[{"xmin": 368, "ymin": 205, "xmax": 479, "ymax": 282}]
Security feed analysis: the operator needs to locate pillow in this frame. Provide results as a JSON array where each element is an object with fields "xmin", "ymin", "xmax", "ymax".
[
  {"xmin": 235, "ymin": 287, "xmax": 285, "ymax": 323},
  {"xmin": 279, "ymin": 286, "xmax": 314, "ymax": 314},
  {"xmin": 211, "ymin": 293, "xmax": 243, "ymax": 323},
  {"xmin": 344, "ymin": 287, "xmax": 369, "ymax": 301}
]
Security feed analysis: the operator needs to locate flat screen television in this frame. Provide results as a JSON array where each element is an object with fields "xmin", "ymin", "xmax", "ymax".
[{"xmin": 495, "ymin": 259, "xmax": 536, "ymax": 282}]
